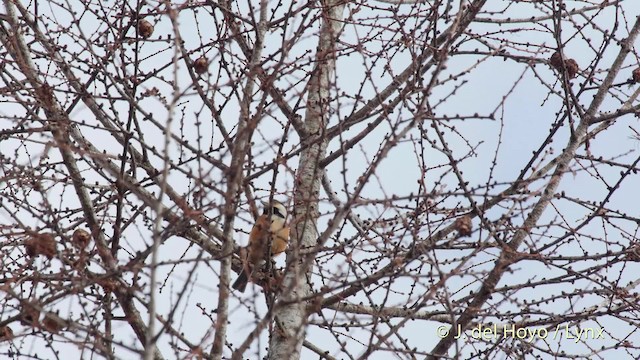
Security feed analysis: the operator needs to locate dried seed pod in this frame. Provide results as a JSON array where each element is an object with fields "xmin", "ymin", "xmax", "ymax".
[
  {"xmin": 40, "ymin": 239, "xmax": 57, "ymax": 259},
  {"xmin": 42, "ymin": 312, "xmax": 67, "ymax": 334},
  {"xmin": 137, "ymin": 19, "xmax": 154, "ymax": 39},
  {"xmin": 72, "ymin": 229, "xmax": 91, "ymax": 250},
  {"xmin": 0, "ymin": 326, "xmax": 13, "ymax": 341},
  {"xmin": 193, "ymin": 56, "xmax": 209, "ymax": 74},
  {"xmin": 24, "ymin": 237, "xmax": 38, "ymax": 257},
  {"xmin": 454, "ymin": 215, "xmax": 472, "ymax": 237},
  {"xmin": 549, "ymin": 51, "xmax": 579, "ymax": 79},
  {"xmin": 632, "ymin": 67, "xmax": 640, "ymax": 83},
  {"xmin": 549, "ymin": 51, "xmax": 563, "ymax": 70},
  {"xmin": 20, "ymin": 303, "xmax": 40, "ymax": 327},
  {"xmin": 24, "ymin": 233, "xmax": 57, "ymax": 259},
  {"xmin": 564, "ymin": 59, "xmax": 579, "ymax": 79}
]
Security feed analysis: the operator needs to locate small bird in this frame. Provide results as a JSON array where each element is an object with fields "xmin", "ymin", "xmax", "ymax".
[{"xmin": 232, "ymin": 200, "xmax": 289, "ymax": 292}]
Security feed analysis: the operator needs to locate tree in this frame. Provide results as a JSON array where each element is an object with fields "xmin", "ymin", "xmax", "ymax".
[{"xmin": 1, "ymin": 0, "xmax": 640, "ymax": 358}]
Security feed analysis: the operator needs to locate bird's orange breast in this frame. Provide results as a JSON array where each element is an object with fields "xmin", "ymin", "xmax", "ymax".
[
  {"xmin": 247, "ymin": 215, "xmax": 289, "ymax": 263},
  {"xmin": 270, "ymin": 226, "xmax": 289, "ymax": 255}
]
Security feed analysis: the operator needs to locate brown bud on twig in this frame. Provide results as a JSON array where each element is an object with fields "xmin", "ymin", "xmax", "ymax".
[
  {"xmin": 624, "ymin": 243, "xmax": 640, "ymax": 262},
  {"xmin": 193, "ymin": 56, "xmax": 209, "ymax": 74},
  {"xmin": 97, "ymin": 278, "xmax": 118, "ymax": 293},
  {"xmin": 454, "ymin": 215, "xmax": 472, "ymax": 237},
  {"xmin": 72, "ymin": 229, "xmax": 91, "ymax": 250},
  {"xmin": 24, "ymin": 233, "xmax": 57, "ymax": 259},
  {"xmin": 138, "ymin": 19, "xmax": 154, "ymax": 39}
]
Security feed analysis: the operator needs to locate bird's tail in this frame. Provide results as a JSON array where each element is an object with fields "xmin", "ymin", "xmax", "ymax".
[{"xmin": 232, "ymin": 270, "xmax": 248, "ymax": 292}]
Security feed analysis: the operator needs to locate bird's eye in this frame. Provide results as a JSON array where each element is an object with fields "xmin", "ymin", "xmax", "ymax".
[{"xmin": 273, "ymin": 207, "xmax": 285, "ymax": 218}]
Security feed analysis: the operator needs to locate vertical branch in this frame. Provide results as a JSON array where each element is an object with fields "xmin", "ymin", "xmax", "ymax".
[
  {"xmin": 144, "ymin": 2, "xmax": 181, "ymax": 360},
  {"xmin": 211, "ymin": 0, "xmax": 269, "ymax": 358},
  {"xmin": 267, "ymin": 1, "xmax": 346, "ymax": 359}
]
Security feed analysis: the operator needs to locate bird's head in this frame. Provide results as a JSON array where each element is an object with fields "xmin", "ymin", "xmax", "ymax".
[{"xmin": 261, "ymin": 200, "xmax": 287, "ymax": 220}]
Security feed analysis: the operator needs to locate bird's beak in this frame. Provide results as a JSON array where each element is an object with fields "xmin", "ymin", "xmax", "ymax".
[{"xmin": 260, "ymin": 201, "xmax": 269, "ymax": 208}]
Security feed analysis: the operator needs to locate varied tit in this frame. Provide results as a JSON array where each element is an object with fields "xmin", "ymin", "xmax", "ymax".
[{"xmin": 232, "ymin": 200, "xmax": 289, "ymax": 292}]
